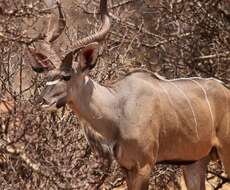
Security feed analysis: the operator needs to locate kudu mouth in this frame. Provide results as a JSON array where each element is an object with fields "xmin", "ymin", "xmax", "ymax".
[
  {"xmin": 42, "ymin": 103, "xmax": 57, "ymax": 111},
  {"xmin": 39, "ymin": 96, "xmax": 67, "ymax": 111},
  {"xmin": 38, "ymin": 97, "xmax": 56, "ymax": 111},
  {"xmin": 37, "ymin": 93, "xmax": 66, "ymax": 111}
]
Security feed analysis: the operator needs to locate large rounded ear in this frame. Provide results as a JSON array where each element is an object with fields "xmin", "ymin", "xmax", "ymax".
[
  {"xmin": 79, "ymin": 42, "xmax": 99, "ymax": 73},
  {"xmin": 26, "ymin": 46, "xmax": 55, "ymax": 73},
  {"xmin": 60, "ymin": 51, "xmax": 74, "ymax": 71}
]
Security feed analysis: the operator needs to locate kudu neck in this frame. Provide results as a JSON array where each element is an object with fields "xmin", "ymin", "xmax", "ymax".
[{"xmin": 68, "ymin": 75, "xmax": 118, "ymax": 140}]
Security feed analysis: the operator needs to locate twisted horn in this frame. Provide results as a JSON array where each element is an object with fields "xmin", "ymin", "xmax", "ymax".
[
  {"xmin": 45, "ymin": 0, "xmax": 66, "ymax": 42},
  {"xmin": 68, "ymin": 0, "xmax": 111, "ymax": 52}
]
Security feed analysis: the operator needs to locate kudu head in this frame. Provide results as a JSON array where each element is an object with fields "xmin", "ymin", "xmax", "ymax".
[{"xmin": 28, "ymin": 0, "xmax": 110, "ymax": 111}]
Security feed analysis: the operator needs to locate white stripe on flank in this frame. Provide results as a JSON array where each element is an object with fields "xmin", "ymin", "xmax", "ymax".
[
  {"xmin": 191, "ymin": 80, "xmax": 214, "ymax": 136},
  {"xmin": 169, "ymin": 82, "xmax": 199, "ymax": 139},
  {"xmin": 46, "ymin": 79, "xmax": 61, "ymax": 86},
  {"xmin": 218, "ymin": 83, "xmax": 230, "ymax": 135},
  {"xmin": 158, "ymin": 83, "xmax": 179, "ymax": 129}
]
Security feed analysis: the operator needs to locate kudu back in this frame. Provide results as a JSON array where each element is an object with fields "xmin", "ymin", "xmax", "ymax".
[{"xmin": 27, "ymin": 0, "xmax": 230, "ymax": 189}]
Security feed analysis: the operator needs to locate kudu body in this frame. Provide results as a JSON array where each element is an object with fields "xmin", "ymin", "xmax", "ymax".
[{"xmin": 27, "ymin": 0, "xmax": 230, "ymax": 189}]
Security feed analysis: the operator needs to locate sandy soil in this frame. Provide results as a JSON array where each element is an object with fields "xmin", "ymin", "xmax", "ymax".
[
  {"xmin": 180, "ymin": 177, "xmax": 230, "ymax": 190},
  {"xmin": 111, "ymin": 177, "xmax": 230, "ymax": 190}
]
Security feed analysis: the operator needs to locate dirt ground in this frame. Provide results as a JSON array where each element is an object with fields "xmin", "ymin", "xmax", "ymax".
[
  {"xmin": 206, "ymin": 182, "xmax": 230, "ymax": 190},
  {"xmin": 181, "ymin": 178, "xmax": 230, "ymax": 190},
  {"xmin": 111, "ymin": 177, "xmax": 230, "ymax": 190}
]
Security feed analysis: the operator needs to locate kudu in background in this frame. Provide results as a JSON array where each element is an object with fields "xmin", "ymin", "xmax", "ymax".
[{"xmin": 27, "ymin": 0, "xmax": 230, "ymax": 189}]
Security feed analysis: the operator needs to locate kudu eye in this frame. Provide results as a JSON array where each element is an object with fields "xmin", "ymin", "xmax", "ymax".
[{"xmin": 61, "ymin": 73, "xmax": 71, "ymax": 81}]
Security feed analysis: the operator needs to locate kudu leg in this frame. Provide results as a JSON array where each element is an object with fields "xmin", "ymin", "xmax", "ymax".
[
  {"xmin": 217, "ymin": 122, "xmax": 230, "ymax": 178},
  {"xmin": 183, "ymin": 157, "xmax": 210, "ymax": 190},
  {"xmin": 218, "ymin": 144, "xmax": 230, "ymax": 177},
  {"xmin": 126, "ymin": 164, "xmax": 152, "ymax": 190}
]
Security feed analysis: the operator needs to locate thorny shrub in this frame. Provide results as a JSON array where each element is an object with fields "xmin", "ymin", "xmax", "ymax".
[{"xmin": 0, "ymin": 0, "xmax": 229, "ymax": 189}]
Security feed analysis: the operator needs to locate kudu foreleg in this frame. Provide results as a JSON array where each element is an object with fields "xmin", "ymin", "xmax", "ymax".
[
  {"xmin": 218, "ymin": 143, "xmax": 230, "ymax": 178},
  {"xmin": 126, "ymin": 164, "xmax": 152, "ymax": 190}
]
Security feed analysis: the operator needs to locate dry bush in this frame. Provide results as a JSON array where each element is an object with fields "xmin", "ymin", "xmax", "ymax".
[{"xmin": 0, "ymin": 0, "xmax": 229, "ymax": 190}]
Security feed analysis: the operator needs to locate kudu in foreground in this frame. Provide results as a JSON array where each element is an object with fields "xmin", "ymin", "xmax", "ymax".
[{"xmin": 27, "ymin": 0, "xmax": 230, "ymax": 189}]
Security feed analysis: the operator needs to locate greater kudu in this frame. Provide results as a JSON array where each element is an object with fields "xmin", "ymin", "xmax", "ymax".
[{"xmin": 27, "ymin": 0, "xmax": 230, "ymax": 189}]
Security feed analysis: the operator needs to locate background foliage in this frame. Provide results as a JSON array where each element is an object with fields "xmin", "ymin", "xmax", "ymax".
[{"xmin": 0, "ymin": 0, "xmax": 229, "ymax": 189}]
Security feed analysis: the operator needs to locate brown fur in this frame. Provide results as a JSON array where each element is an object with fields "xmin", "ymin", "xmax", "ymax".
[
  {"xmin": 37, "ymin": 60, "xmax": 230, "ymax": 190},
  {"xmin": 27, "ymin": 0, "xmax": 230, "ymax": 189}
]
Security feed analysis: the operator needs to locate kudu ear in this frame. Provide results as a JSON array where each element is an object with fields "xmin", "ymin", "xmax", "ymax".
[
  {"xmin": 59, "ymin": 51, "xmax": 74, "ymax": 80},
  {"xmin": 26, "ymin": 47, "xmax": 55, "ymax": 73},
  {"xmin": 79, "ymin": 42, "xmax": 99, "ymax": 73},
  {"xmin": 60, "ymin": 51, "xmax": 74, "ymax": 71}
]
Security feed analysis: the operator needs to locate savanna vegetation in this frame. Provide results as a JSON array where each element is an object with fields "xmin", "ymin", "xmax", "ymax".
[{"xmin": 0, "ymin": 0, "xmax": 229, "ymax": 189}]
